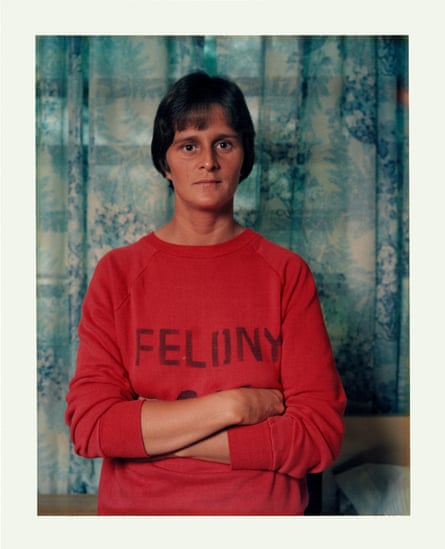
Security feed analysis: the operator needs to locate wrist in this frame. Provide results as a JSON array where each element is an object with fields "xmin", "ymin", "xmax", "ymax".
[{"xmin": 218, "ymin": 389, "xmax": 243, "ymax": 425}]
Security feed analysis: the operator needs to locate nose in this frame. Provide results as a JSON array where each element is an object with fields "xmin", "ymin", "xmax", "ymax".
[{"xmin": 200, "ymin": 146, "xmax": 219, "ymax": 171}]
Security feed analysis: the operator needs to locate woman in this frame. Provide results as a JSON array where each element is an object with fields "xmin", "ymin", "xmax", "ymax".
[{"xmin": 65, "ymin": 72, "xmax": 347, "ymax": 515}]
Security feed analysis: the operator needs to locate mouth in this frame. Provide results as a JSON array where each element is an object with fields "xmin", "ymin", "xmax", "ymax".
[{"xmin": 193, "ymin": 179, "xmax": 221, "ymax": 186}]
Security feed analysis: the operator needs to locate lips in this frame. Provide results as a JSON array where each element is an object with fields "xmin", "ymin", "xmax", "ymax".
[{"xmin": 193, "ymin": 179, "xmax": 221, "ymax": 185}]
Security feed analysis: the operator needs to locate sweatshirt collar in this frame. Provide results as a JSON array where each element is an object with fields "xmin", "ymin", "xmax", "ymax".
[{"xmin": 146, "ymin": 228, "xmax": 258, "ymax": 258}]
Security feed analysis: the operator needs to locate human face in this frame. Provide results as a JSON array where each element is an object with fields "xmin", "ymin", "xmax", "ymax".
[{"xmin": 164, "ymin": 105, "xmax": 244, "ymax": 215}]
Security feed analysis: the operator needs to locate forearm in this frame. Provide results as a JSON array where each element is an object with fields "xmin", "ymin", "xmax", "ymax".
[
  {"xmin": 141, "ymin": 392, "xmax": 236, "ymax": 456},
  {"xmin": 174, "ymin": 430, "xmax": 231, "ymax": 464},
  {"xmin": 141, "ymin": 387, "xmax": 284, "ymax": 457}
]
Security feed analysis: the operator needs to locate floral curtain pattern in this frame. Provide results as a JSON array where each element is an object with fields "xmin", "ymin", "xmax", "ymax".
[{"xmin": 36, "ymin": 35, "xmax": 409, "ymax": 494}]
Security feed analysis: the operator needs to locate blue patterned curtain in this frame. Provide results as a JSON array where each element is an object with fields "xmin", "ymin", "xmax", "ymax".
[{"xmin": 36, "ymin": 35, "xmax": 409, "ymax": 494}]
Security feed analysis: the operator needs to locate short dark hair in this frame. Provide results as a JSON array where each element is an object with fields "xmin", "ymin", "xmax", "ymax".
[{"xmin": 151, "ymin": 72, "xmax": 255, "ymax": 184}]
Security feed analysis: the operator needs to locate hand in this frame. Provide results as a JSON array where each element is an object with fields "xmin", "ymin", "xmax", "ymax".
[{"xmin": 227, "ymin": 387, "xmax": 285, "ymax": 426}]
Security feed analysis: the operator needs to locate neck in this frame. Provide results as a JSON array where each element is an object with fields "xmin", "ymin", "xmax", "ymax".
[{"xmin": 155, "ymin": 210, "xmax": 244, "ymax": 246}]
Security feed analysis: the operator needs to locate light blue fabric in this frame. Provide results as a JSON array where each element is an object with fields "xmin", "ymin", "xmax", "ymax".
[{"xmin": 36, "ymin": 35, "xmax": 409, "ymax": 494}]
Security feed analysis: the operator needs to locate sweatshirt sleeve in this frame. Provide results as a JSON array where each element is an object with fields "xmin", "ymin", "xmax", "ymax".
[
  {"xmin": 65, "ymin": 254, "xmax": 148, "ymax": 459},
  {"xmin": 228, "ymin": 257, "xmax": 347, "ymax": 479}
]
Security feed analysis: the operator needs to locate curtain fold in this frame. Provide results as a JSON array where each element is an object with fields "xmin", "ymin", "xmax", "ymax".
[{"xmin": 36, "ymin": 35, "xmax": 409, "ymax": 494}]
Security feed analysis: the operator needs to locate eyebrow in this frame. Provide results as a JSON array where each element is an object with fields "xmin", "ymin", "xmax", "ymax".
[{"xmin": 171, "ymin": 133, "xmax": 241, "ymax": 146}]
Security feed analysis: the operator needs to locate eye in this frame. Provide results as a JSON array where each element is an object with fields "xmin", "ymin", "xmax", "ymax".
[
  {"xmin": 182, "ymin": 143, "xmax": 196, "ymax": 152},
  {"xmin": 216, "ymin": 140, "xmax": 233, "ymax": 151}
]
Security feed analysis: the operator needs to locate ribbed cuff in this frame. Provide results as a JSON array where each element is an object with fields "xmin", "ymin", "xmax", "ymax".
[
  {"xmin": 228, "ymin": 421, "xmax": 274, "ymax": 471},
  {"xmin": 99, "ymin": 399, "xmax": 148, "ymax": 458}
]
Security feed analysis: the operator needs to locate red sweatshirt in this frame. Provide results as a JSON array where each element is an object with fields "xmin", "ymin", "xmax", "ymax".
[{"xmin": 65, "ymin": 229, "xmax": 346, "ymax": 515}]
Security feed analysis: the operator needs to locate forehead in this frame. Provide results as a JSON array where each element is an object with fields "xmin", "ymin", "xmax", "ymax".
[{"xmin": 175, "ymin": 104, "xmax": 234, "ymax": 133}]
